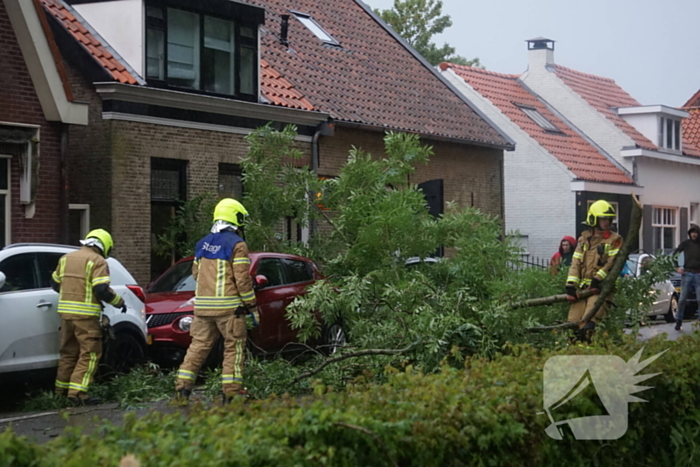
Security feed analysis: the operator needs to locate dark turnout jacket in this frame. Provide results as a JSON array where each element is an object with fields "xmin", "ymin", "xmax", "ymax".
[{"xmin": 674, "ymin": 224, "xmax": 700, "ymax": 272}]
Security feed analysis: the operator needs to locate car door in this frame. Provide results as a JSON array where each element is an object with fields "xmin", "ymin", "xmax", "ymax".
[
  {"xmin": 0, "ymin": 252, "xmax": 61, "ymax": 373},
  {"xmin": 251, "ymin": 257, "xmax": 295, "ymax": 351},
  {"xmin": 637, "ymin": 254, "xmax": 671, "ymax": 315},
  {"xmin": 281, "ymin": 258, "xmax": 316, "ymax": 341}
]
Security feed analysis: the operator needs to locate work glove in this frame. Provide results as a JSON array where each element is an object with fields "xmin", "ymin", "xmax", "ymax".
[
  {"xmin": 589, "ymin": 278, "xmax": 602, "ymax": 295},
  {"xmin": 120, "ymin": 302, "xmax": 128, "ymax": 314},
  {"xmin": 565, "ymin": 286, "xmax": 578, "ymax": 303}
]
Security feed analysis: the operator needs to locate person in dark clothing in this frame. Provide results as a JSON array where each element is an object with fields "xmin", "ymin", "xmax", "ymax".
[
  {"xmin": 550, "ymin": 236, "xmax": 577, "ymax": 273},
  {"xmin": 673, "ymin": 223, "xmax": 700, "ymax": 331}
]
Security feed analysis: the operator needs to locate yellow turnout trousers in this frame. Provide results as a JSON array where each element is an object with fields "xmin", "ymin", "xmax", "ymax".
[
  {"xmin": 55, "ymin": 317, "xmax": 102, "ymax": 398},
  {"xmin": 175, "ymin": 313, "xmax": 247, "ymax": 395},
  {"xmin": 567, "ymin": 293, "xmax": 611, "ymax": 328}
]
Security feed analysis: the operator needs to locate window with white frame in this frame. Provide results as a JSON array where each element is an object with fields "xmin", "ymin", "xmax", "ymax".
[
  {"xmin": 690, "ymin": 202, "xmax": 699, "ymax": 225},
  {"xmin": 291, "ymin": 11, "xmax": 340, "ymax": 46},
  {"xmin": 586, "ymin": 200, "xmax": 619, "ymax": 232},
  {"xmin": 652, "ymin": 207, "xmax": 677, "ymax": 254},
  {"xmin": 68, "ymin": 204, "xmax": 90, "ymax": 246},
  {"xmin": 0, "ymin": 157, "xmax": 9, "ymax": 248},
  {"xmin": 658, "ymin": 117, "xmax": 682, "ymax": 152}
]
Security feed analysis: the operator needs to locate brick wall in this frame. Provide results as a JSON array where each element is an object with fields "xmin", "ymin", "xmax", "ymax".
[
  {"xmin": 0, "ymin": 1, "xmax": 63, "ymax": 245},
  {"xmin": 319, "ymin": 126, "xmax": 504, "ymax": 218}
]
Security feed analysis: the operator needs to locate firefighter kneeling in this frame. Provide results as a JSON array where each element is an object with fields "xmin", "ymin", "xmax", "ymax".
[
  {"xmin": 175, "ymin": 198, "xmax": 259, "ymax": 403},
  {"xmin": 565, "ymin": 200, "xmax": 624, "ymax": 342}
]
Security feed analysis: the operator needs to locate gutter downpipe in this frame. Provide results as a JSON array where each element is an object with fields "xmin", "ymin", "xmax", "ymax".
[
  {"xmin": 59, "ymin": 123, "xmax": 69, "ymax": 244},
  {"xmin": 309, "ymin": 126, "xmax": 322, "ymax": 238}
]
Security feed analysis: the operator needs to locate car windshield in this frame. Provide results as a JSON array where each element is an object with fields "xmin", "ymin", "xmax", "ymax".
[{"xmin": 148, "ymin": 260, "xmax": 195, "ymax": 293}]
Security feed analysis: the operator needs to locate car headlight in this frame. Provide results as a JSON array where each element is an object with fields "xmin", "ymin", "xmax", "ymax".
[{"xmin": 178, "ymin": 316, "xmax": 193, "ymax": 332}]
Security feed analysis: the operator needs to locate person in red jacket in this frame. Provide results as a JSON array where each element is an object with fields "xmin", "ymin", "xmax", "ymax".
[{"xmin": 550, "ymin": 236, "xmax": 577, "ymax": 273}]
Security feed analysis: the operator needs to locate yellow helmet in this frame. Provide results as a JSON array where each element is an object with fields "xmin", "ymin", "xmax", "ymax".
[
  {"xmin": 85, "ymin": 229, "xmax": 114, "ymax": 257},
  {"xmin": 213, "ymin": 198, "xmax": 248, "ymax": 226},
  {"xmin": 586, "ymin": 200, "xmax": 616, "ymax": 227}
]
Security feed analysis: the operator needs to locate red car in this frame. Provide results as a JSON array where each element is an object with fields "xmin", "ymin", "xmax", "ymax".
[{"xmin": 145, "ymin": 252, "xmax": 346, "ymax": 367}]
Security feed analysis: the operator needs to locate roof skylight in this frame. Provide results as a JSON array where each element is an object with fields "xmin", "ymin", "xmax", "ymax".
[
  {"xmin": 291, "ymin": 11, "xmax": 339, "ymax": 46},
  {"xmin": 517, "ymin": 105, "xmax": 561, "ymax": 133}
]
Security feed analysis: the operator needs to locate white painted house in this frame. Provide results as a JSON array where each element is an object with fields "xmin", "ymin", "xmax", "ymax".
[
  {"xmin": 440, "ymin": 48, "xmax": 639, "ymax": 260},
  {"xmin": 519, "ymin": 38, "xmax": 700, "ymax": 254},
  {"xmin": 441, "ymin": 38, "xmax": 700, "ymax": 257}
]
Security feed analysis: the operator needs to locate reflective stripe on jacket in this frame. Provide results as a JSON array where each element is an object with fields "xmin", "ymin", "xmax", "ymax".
[
  {"xmin": 52, "ymin": 246, "xmax": 121, "ymax": 319},
  {"xmin": 566, "ymin": 230, "xmax": 623, "ymax": 289},
  {"xmin": 192, "ymin": 231, "xmax": 256, "ymax": 317}
]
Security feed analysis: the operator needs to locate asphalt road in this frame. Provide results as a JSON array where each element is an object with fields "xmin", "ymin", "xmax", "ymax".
[{"xmin": 626, "ymin": 317, "xmax": 699, "ymax": 341}]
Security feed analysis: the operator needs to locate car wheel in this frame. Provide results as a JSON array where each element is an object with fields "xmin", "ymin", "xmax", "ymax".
[
  {"xmin": 664, "ymin": 295, "xmax": 679, "ymax": 323},
  {"xmin": 320, "ymin": 322, "xmax": 347, "ymax": 356},
  {"xmin": 101, "ymin": 331, "xmax": 146, "ymax": 376}
]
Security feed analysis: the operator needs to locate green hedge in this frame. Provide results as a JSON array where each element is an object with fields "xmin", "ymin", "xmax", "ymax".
[{"xmin": 3, "ymin": 333, "xmax": 700, "ymax": 466}]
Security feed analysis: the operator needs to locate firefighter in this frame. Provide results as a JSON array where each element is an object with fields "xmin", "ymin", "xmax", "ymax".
[
  {"xmin": 51, "ymin": 229, "xmax": 126, "ymax": 405},
  {"xmin": 565, "ymin": 200, "xmax": 623, "ymax": 341},
  {"xmin": 174, "ymin": 198, "xmax": 258, "ymax": 403}
]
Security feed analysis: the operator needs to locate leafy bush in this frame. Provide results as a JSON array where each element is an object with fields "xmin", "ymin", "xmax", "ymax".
[{"xmin": 3, "ymin": 333, "xmax": 699, "ymax": 466}]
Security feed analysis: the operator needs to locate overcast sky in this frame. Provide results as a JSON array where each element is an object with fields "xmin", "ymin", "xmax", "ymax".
[{"xmin": 367, "ymin": 0, "xmax": 700, "ymax": 107}]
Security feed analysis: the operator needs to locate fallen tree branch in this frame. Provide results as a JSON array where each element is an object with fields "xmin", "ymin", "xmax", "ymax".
[
  {"xmin": 525, "ymin": 194, "xmax": 643, "ymax": 332},
  {"xmin": 291, "ymin": 340, "xmax": 422, "ymax": 385}
]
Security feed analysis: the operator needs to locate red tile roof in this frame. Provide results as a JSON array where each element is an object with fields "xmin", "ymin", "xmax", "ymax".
[
  {"xmin": 684, "ymin": 90, "xmax": 700, "ymax": 108},
  {"xmin": 249, "ymin": 0, "xmax": 509, "ymax": 147},
  {"xmin": 260, "ymin": 59, "xmax": 314, "ymax": 111},
  {"xmin": 553, "ymin": 64, "xmax": 657, "ymax": 151},
  {"xmin": 682, "ymin": 107, "xmax": 700, "ymax": 153},
  {"xmin": 442, "ymin": 63, "xmax": 634, "ymax": 185},
  {"xmin": 41, "ymin": 0, "xmax": 138, "ymax": 85}
]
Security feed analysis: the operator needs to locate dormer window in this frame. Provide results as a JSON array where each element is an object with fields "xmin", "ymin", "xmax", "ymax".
[
  {"xmin": 146, "ymin": 4, "xmax": 259, "ymax": 100},
  {"xmin": 659, "ymin": 117, "xmax": 681, "ymax": 152}
]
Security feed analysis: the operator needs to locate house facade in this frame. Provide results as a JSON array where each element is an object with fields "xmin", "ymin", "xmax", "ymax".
[
  {"xmin": 0, "ymin": 0, "xmax": 87, "ymax": 248},
  {"xmin": 440, "ymin": 55, "xmax": 638, "ymax": 260},
  {"xmin": 40, "ymin": 0, "xmax": 513, "ymax": 284},
  {"xmin": 520, "ymin": 38, "xmax": 700, "ymax": 254}
]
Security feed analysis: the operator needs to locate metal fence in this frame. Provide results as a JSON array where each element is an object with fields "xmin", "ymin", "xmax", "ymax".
[{"xmin": 508, "ymin": 256, "xmax": 550, "ymax": 271}]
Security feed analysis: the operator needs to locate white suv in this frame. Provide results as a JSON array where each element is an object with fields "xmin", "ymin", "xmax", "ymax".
[{"xmin": 0, "ymin": 243, "xmax": 148, "ymax": 376}]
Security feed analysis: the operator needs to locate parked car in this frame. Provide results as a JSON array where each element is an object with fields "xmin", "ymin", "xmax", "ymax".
[
  {"xmin": 145, "ymin": 252, "xmax": 346, "ymax": 367},
  {"xmin": 624, "ymin": 253, "xmax": 683, "ymax": 323},
  {"xmin": 0, "ymin": 243, "xmax": 148, "ymax": 377}
]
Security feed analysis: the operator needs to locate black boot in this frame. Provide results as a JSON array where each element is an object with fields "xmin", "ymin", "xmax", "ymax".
[{"xmin": 175, "ymin": 388, "xmax": 191, "ymax": 404}]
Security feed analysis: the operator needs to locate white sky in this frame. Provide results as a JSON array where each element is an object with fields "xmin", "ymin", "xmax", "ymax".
[{"xmin": 367, "ymin": 0, "xmax": 700, "ymax": 107}]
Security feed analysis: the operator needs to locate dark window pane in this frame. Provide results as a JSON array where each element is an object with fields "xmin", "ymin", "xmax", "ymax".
[
  {"xmin": 240, "ymin": 46, "xmax": 255, "ymax": 94},
  {"xmin": 283, "ymin": 259, "xmax": 312, "ymax": 283},
  {"xmin": 674, "ymin": 120, "xmax": 681, "ymax": 150},
  {"xmin": 667, "ymin": 118, "xmax": 673, "ymax": 149},
  {"xmin": 0, "ymin": 253, "xmax": 37, "ymax": 292},
  {"xmin": 0, "ymin": 158, "xmax": 7, "ymax": 190},
  {"xmin": 203, "ymin": 16, "xmax": 233, "ymax": 95},
  {"xmin": 148, "ymin": 259, "xmax": 195, "ymax": 293},
  {"xmin": 218, "ymin": 164, "xmax": 242, "ymax": 199},
  {"xmin": 151, "ymin": 169, "xmax": 181, "ymax": 201},
  {"xmin": 255, "ymin": 258, "xmax": 284, "ymax": 287},
  {"xmin": 0, "ymin": 194, "xmax": 5, "ymax": 248},
  {"xmin": 147, "ymin": 27, "xmax": 165, "ymax": 80},
  {"xmin": 36, "ymin": 253, "xmax": 63, "ymax": 288},
  {"xmin": 167, "ymin": 8, "xmax": 200, "ymax": 89}
]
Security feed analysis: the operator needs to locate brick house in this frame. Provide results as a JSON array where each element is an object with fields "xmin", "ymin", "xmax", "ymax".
[
  {"xmin": 682, "ymin": 91, "xmax": 700, "ymax": 228},
  {"xmin": 0, "ymin": 0, "xmax": 87, "ymax": 248},
  {"xmin": 440, "ymin": 60, "xmax": 638, "ymax": 260},
  {"xmin": 39, "ymin": 0, "xmax": 513, "ymax": 285},
  {"xmin": 517, "ymin": 38, "xmax": 700, "ymax": 254}
]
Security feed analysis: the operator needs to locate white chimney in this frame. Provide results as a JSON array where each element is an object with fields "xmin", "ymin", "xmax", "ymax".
[{"xmin": 526, "ymin": 37, "xmax": 555, "ymax": 70}]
